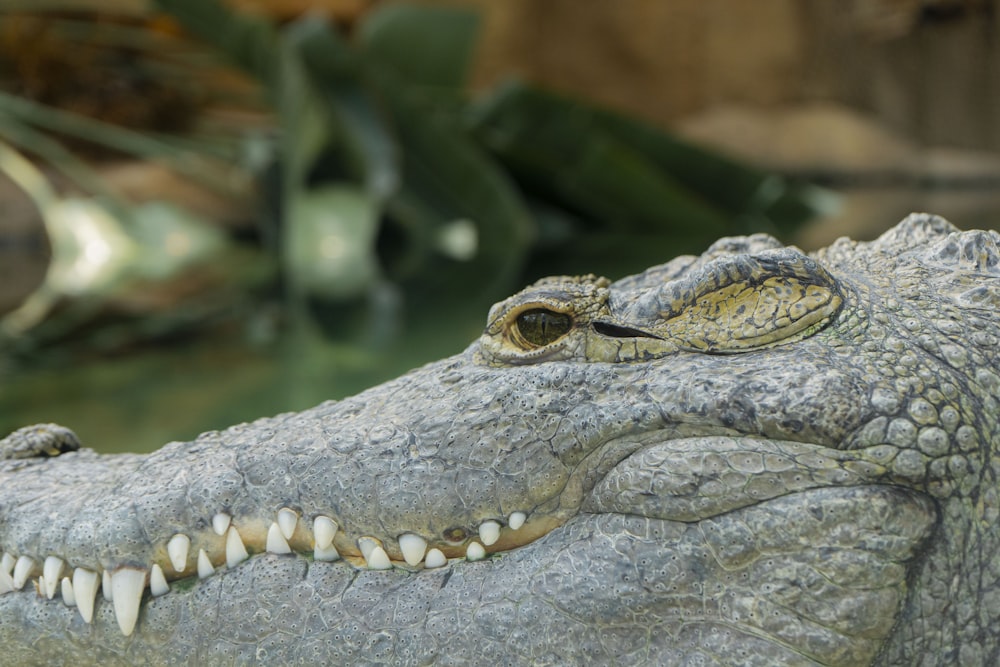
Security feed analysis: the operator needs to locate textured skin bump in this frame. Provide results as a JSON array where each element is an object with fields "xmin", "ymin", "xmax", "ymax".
[
  {"xmin": 0, "ymin": 424, "xmax": 81, "ymax": 459},
  {"xmin": 0, "ymin": 213, "xmax": 998, "ymax": 665}
]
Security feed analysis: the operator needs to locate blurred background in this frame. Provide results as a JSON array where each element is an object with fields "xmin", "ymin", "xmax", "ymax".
[{"xmin": 1, "ymin": 0, "xmax": 998, "ymax": 453}]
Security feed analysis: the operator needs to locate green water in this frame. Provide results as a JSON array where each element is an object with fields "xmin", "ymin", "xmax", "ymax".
[{"xmin": 0, "ymin": 305, "xmax": 486, "ymax": 454}]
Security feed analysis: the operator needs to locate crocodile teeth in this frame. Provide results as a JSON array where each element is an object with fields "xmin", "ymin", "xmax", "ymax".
[
  {"xmin": 167, "ymin": 534, "xmax": 190, "ymax": 573},
  {"xmin": 478, "ymin": 521, "xmax": 501, "ymax": 546},
  {"xmin": 43, "ymin": 556, "xmax": 64, "ymax": 599},
  {"xmin": 0, "ymin": 567, "xmax": 14, "ymax": 594},
  {"xmin": 313, "ymin": 516, "xmax": 338, "ymax": 549},
  {"xmin": 508, "ymin": 511, "xmax": 527, "ymax": 530},
  {"xmin": 266, "ymin": 522, "xmax": 291, "ymax": 554},
  {"xmin": 277, "ymin": 508, "xmax": 298, "ymax": 540},
  {"xmin": 357, "ymin": 536, "xmax": 381, "ymax": 561},
  {"xmin": 314, "ymin": 542, "xmax": 341, "ymax": 562},
  {"xmin": 226, "ymin": 527, "xmax": 250, "ymax": 568},
  {"xmin": 197, "ymin": 549, "xmax": 215, "ymax": 578},
  {"xmin": 1, "ymin": 552, "xmax": 14, "ymax": 574},
  {"xmin": 424, "ymin": 548, "xmax": 447, "ymax": 569},
  {"xmin": 212, "ymin": 512, "xmax": 232, "ymax": 536},
  {"xmin": 398, "ymin": 534, "xmax": 427, "ymax": 566},
  {"xmin": 466, "ymin": 542, "xmax": 486, "ymax": 561},
  {"xmin": 102, "ymin": 569, "xmax": 113, "ymax": 601},
  {"xmin": 150, "ymin": 564, "xmax": 169, "ymax": 597},
  {"xmin": 366, "ymin": 546, "xmax": 392, "ymax": 570},
  {"xmin": 111, "ymin": 567, "xmax": 146, "ymax": 636},
  {"xmin": 73, "ymin": 568, "xmax": 99, "ymax": 623},
  {"xmin": 61, "ymin": 577, "xmax": 75, "ymax": 606},
  {"xmin": 12, "ymin": 556, "xmax": 34, "ymax": 590}
]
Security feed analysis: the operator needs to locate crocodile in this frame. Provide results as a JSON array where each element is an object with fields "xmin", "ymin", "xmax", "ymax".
[{"xmin": 1, "ymin": 212, "xmax": 998, "ymax": 665}]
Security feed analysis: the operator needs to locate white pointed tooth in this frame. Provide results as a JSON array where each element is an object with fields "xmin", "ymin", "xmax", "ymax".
[
  {"xmin": 0, "ymin": 567, "xmax": 14, "ymax": 594},
  {"xmin": 212, "ymin": 512, "xmax": 232, "ymax": 536},
  {"xmin": 266, "ymin": 522, "xmax": 291, "ymax": 554},
  {"xmin": 277, "ymin": 508, "xmax": 298, "ymax": 540},
  {"xmin": 357, "ymin": 537, "xmax": 380, "ymax": 561},
  {"xmin": 12, "ymin": 556, "xmax": 35, "ymax": 590},
  {"xmin": 466, "ymin": 542, "xmax": 486, "ymax": 561},
  {"xmin": 197, "ymin": 549, "xmax": 215, "ymax": 578},
  {"xmin": 508, "ymin": 511, "xmax": 527, "ymax": 531},
  {"xmin": 102, "ymin": 569, "xmax": 113, "ymax": 601},
  {"xmin": 35, "ymin": 575, "xmax": 45, "ymax": 596},
  {"xmin": 314, "ymin": 542, "xmax": 341, "ymax": 562},
  {"xmin": 225, "ymin": 527, "xmax": 249, "ymax": 568},
  {"xmin": 43, "ymin": 556, "xmax": 64, "ymax": 599},
  {"xmin": 61, "ymin": 577, "xmax": 76, "ymax": 606},
  {"xmin": 424, "ymin": 548, "xmax": 447, "ymax": 569},
  {"xmin": 73, "ymin": 568, "xmax": 99, "ymax": 623},
  {"xmin": 366, "ymin": 546, "xmax": 392, "ymax": 570},
  {"xmin": 111, "ymin": 567, "xmax": 146, "ymax": 636},
  {"xmin": 478, "ymin": 520, "xmax": 501, "ymax": 546},
  {"xmin": 398, "ymin": 534, "xmax": 427, "ymax": 567},
  {"xmin": 1, "ymin": 552, "xmax": 14, "ymax": 574},
  {"xmin": 167, "ymin": 534, "xmax": 190, "ymax": 573},
  {"xmin": 313, "ymin": 516, "xmax": 338, "ymax": 550},
  {"xmin": 149, "ymin": 564, "xmax": 169, "ymax": 597}
]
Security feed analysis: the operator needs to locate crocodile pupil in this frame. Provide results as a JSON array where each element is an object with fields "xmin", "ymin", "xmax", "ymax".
[{"xmin": 515, "ymin": 309, "xmax": 572, "ymax": 347}]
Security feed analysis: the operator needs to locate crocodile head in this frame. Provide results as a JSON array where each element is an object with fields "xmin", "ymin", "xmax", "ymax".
[{"xmin": 1, "ymin": 213, "xmax": 998, "ymax": 665}]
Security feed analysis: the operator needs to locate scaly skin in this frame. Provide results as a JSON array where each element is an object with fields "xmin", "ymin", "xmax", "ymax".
[{"xmin": 1, "ymin": 213, "xmax": 998, "ymax": 665}]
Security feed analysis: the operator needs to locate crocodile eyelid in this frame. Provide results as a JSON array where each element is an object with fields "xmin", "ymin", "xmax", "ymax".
[{"xmin": 651, "ymin": 249, "xmax": 844, "ymax": 353}]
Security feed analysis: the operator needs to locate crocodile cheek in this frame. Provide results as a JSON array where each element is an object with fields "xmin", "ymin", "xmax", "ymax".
[
  {"xmin": 585, "ymin": 436, "xmax": 905, "ymax": 521},
  {"xmin": 541, "ymin": 485, "xmax": 936, "ymax": 666}
]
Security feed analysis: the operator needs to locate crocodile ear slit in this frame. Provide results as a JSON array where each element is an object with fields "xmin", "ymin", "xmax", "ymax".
[{"xmin": 591, "ymin": 322, "xmax": 662, "ymax": 339}]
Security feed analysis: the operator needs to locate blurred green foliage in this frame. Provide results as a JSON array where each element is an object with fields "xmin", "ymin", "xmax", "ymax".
[
  {"xmin": 0, "ymin": 1, "xmax": 833, "ymax": 355},
  {"xmin": 157, "ymin": 0, "xmax": 831, "ymax": 303}
]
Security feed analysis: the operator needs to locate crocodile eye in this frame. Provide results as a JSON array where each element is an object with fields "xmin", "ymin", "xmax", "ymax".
[{"xmin": 513, "ymin": 308, "xmax": 572, "ymax": 348}]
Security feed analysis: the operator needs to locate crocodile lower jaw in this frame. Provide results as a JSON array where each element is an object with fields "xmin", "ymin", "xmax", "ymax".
[{"xmin": 0, "ymin": 481, "xmax": 937, "ymax": 666}]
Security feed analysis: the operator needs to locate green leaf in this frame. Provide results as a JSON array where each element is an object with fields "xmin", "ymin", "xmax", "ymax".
[
  {"xmin": 0, "ymin": 113, "xmax": 119, "ymax": 204},
  {"xmin": 275, "ymin": 19, "xmax": 399, "ymax": 304},
  {"xmin": 275, "ymin": 23, "xmax": 331, "ymax": 191},
  {"xmin": 153, "ymin": 0, "xmax": 279, "ymax": 88},
  {"xmin": 593, "ymin": 108, "xmax": 770, "ymax": 216},
  {"xmin": 383, "ymin": 88, "xmax": 535, "ymax": 295},
  {"xmin": 127, "ymin": 202, "xmax": 228, "ymax": 282},
  {"xmin": 593, "ymin": 107, "xmax": 833, "ymax": 233},
  {"xmin": 358, "ymin": 4, "xmax": 480, "ymax": 90},
  {"xmin": 467, "ymin": 82, "xmax": 730, "ymax": 237},
  {"xmin": 0, "ymin": 92, "xmax": 234, "ymax": 195},
  {"xmin": 284, "ymin": 186, "xmax": 381, "ymax": 300},
  {"xmin": 283, "ymin": 18, "xmax": 400, "ymax": 202}
]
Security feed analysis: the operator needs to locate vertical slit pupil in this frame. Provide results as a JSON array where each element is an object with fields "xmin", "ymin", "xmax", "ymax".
[{"xmin": 515, "ymin": 309, "xmax": 572, "ymax": 347}]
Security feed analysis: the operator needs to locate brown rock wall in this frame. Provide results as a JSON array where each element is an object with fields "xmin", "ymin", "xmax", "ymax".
[{"xmin": 447, "ymin": 0, "xmax": 999, "ymax": 152}]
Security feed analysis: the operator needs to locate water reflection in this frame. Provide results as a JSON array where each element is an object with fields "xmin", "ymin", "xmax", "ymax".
[{"xmin": 0, "ymin": 303, "xmax": 486, "ymax": 455}]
